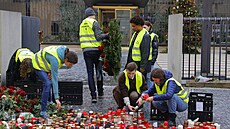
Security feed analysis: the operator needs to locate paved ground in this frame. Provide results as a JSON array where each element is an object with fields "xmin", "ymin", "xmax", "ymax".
[{"xmin": 56, "ymin": 45, "xmax": 230, "ymax": 128}]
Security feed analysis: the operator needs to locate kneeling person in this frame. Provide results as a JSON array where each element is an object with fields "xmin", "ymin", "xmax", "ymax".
[
  {"xmin": 137, "ymin": 68, "xmax": 188, "ymax": 126},
  {"xmin": 113, "ymin": 62, "xmax": 148, "ymax": 112}
]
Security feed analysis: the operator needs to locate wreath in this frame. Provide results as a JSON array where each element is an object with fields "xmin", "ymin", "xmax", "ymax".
[{"xmin": 99, "ymin": 19, "xmax": 122, "ymax": 78}]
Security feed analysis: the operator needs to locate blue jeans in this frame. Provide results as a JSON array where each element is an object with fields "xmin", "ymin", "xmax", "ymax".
[
  {"xmin": 34, "ymin": 69, "xmax": 52, "ymax": 115},
  {"xmin": 146, "ymin": 64, "xmax": 156, "ymax": 88},
  {"xmin": 152, "ymin": 94, "xmax": 188, "ymax": 113},
  {"xmin": 83, "ymin": 50, "xmax": 103, "ymax": 98}
]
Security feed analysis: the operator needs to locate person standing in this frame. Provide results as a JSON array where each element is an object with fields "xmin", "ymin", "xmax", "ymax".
[
  {"xmin": 136, "ymin": 68, "xmax": 189, "ymax": 126},
  {"xmin": 6, "ymin": 48, "xmax": 36, "ymax": 86},
  {"xmin": 143, "ymin": 21, "xmax": 159, "ymax": 88},
  {"xmin": 113, "ymin": 62, "xmax": 148, "ymax": 111},
  {"xmin": 125, "ymin": 16, "xmax": 151, "ymax": 78},
  {"xmin": 79, "ymin": 7, "xmax": 109, "ymax": 103},
  {"xmin": 32, "ymin": 45, "xmax": 78, "ymax": 119}
]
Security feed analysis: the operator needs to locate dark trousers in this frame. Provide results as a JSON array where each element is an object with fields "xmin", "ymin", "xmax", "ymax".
[
  {"xmin": 83, "ymin": 50, "xmax": 103, "ymax": 98},
  {"xmin": 113, "ymin": 86, "xmax": 139, "ymax": 108}
]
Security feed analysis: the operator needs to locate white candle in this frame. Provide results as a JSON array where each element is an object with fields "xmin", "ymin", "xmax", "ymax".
[
  {"xmin": 178, "ymin": 124, "xmax": 183, "ymax": 129},
  {"xmin": 214, "ymin": 123, "xmax": 220, "ymax": 129}
]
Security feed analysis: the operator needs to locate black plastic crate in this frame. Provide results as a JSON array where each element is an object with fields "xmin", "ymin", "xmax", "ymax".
[
  {"xmin": 188, "ymin": 92, "xmax": 213, "ymax": 122},
  {"xmin": 13, "ymin": 81, "xmax": 43, "ymax": 99},
  {"xmin": 14, "ymin": 81, "xmax": 83, "ymax": 105},
  {"xmin": 150, "ymin": 104, "xmax": 169, "ymax": 120},
  {"xmin": 188, "ymin": 111, "xmax": 213, "ymax": 122}
]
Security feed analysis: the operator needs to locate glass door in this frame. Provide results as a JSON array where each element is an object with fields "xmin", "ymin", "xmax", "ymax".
[{"xmin": 115, "ymin": 9, "xmax": 131, "ymax": 46}]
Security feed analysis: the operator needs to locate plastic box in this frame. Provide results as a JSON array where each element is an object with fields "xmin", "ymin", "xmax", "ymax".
[
  {"xmin": 187, "ymin": 92, "xmax": 213, "ymax": 122},
  {"xmin": 150, "ymin": 104, "xmax": 169, "ymax": 120},
  {"xmin": 14, "ymin": 81, "xmax": 83, "ymax": 105}
]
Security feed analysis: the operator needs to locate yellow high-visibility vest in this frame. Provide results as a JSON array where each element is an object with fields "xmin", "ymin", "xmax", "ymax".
[
  {"xmin": 79, "ymin": 18, "xmax": 101, "ymax": 49},
  {"xmin": 123, "ymin": 70, "xmax": 143, "ymax": 94},
  {"xmin": 155, "ymin": 78, "xmax": 189, "ymax": 103},
  {"xmin": 15, "ymin": 48, "xmax": 34, "ymax": 62},
  {"xmin": 32, "ymin": 46, "xmax": 63, "ymax": 72},
  {"xmin": 130, "ymin": 29, "xmax": 152, "ymax": 61}
]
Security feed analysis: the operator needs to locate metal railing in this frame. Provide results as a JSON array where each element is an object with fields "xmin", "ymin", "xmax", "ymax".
[{"xmin": 182, "ymin": 17, "xmax": 230, "ymax": 80}]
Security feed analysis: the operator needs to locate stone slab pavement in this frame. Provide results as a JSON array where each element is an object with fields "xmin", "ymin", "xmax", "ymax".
[{"xmin": 53, "ymin": 45, "xmax": 230, "ymax": 128}]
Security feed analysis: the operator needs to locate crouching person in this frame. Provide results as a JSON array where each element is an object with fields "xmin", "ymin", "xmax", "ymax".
[
  {"xmin": 113, "ymin": 62, "xmax": 148, "ymax": 112},
  {"xmin": 136, "ymin": 68, "xmax": 189, "ymax": 126}
]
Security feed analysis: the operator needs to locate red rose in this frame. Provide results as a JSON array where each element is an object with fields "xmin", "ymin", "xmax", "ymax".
[
  {"xmin": 101, "ymin": 52, "xmax": 105, "ymax": 58},
  {"xmin": 0, "ymin": 93, "xmax": 4, "ymax": 98},
  {"xmin": 19, "ymin": 90, "xmax": 26, "ymax": 96},
  {"xmin": 142, "ymin": 94, "xmax": 149, "ymax": 100},
  {"xmin": 0, "ymin": 86, "xmax": 7, "ymax": 91},
  {"xmin": 8, "ymin": 89, "xmax": 14, "ymax": 95},
  {"xmin": 15, "ymin": 108, "xmax": 21, "ymax": 113},
  {"xmin": 9, "ymin": 86, "xmax": 15, "ymax": 90}
]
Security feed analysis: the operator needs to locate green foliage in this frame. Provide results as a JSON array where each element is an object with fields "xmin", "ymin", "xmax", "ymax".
[
  {"xmin": 103, "ymin": 19, "xmax": 122, "ymax": 78},
  {"xmin": 171, "ymin": 0, "xmax": 201, "ymax": 53},
  {"xmin": 44, "ymin": 0, "xmax": 85, "ymax": 42}
]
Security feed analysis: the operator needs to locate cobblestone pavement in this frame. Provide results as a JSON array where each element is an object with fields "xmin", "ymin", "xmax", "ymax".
[{"xmin": 58, "ymin": 46, "xmax": 230, "ymax": 128}]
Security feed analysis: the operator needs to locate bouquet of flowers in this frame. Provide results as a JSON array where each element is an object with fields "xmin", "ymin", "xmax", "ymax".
[{"xmin": 0, "ymin": 86, "xmax": 39, "ymax": 120}]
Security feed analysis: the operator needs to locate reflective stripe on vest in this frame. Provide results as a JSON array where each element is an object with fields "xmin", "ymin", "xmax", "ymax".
[
  {"xmin": 155, "ymin": 78, "xmax": 189, "ymax": 103},
  {"xmin": 32, "ymin": 46, "xmax": 63, "ymax": 72},
  {"xmin": 123, "ymin": 70, "xmax": 143, "ymax": 94},
  {"xmin": 79, "ymin": 18, "xmax": 101, "ymax": 49},
  {"xmin": 15, "ymin": 48, "xmax": 34, "ymax": 62},
  {"xmin": 130, "ymin": 29, "xmax": 152, "ymax": 61}
]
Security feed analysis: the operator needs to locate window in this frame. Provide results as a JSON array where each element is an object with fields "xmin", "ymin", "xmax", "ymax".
[{"xmin": 51, "ymin": 21, "xmax": 59, "ymax": 35}]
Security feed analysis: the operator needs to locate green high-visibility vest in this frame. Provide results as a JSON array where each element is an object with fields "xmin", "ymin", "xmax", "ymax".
[
  {"xmin": 15, "ymin": 48, "xmax": 34, "ymax": 62},
  {"xmin": 79, "ymin": 18, "xmax": 101, "ymax": 49},
  {"xmin": 123, "ymin": 70, "xmax": 143, "ymax": 94},
  {"xmin": 130, "ymin": 29, "xmax": 152, "ymax": 61},
  {"xmin": 32, "ymin": 46, "xmax": 63, "ymax": 72},
  {"xmin": 155, "ymin": 78, "xmax": 189, "ymax": 103},
  {"xmin": 150, "ymin": 32, "xmax": 159, "ymax": 43}
]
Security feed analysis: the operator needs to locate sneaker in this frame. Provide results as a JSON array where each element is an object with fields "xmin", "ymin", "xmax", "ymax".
[{"xmin": 92, "ymin": 98, "xmax": 97, "ymax": 103}]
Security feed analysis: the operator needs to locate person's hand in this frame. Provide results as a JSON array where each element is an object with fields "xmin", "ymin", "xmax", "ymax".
[
  {"xmin": 136, "ymin": 97, "xmax": 143, "ymax": 107},
  {"xmin": 140, "ymin": 68, "xmax": 145, "ymax": 73},
  {"xmin": 55, "ymin": 99, "xmax": 61, "ymax": 110},
  {"xmin": 48, "ymin": 73, "xmax": 52, "ymax": 80},
  {"xmin": 146, "ymin": 96, "xmax": 154, "ymax": 102},
  {"xmin": 127, "ymin": 105, "xmax": 135, "ymax": 112}
]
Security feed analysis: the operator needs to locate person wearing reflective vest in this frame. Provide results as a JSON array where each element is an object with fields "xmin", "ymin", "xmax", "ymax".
[
  {"xmin": 6, "ymin": 48, "xmax": 35, "ymax": 86},
  {"xmin": 79, "ymin": 7, "xmax": 109, "ymax": 103},
  {"xmin": 143, "ymin": 21, "xmax": 159, "ymax": 89},
  {"xmin": 137, "ymin": 68, "xmax": 189, "ymax": 126},
  {"xmin": 32, "ymin": 45, "xmax": 78, "ymax": 119},
  {"xmin": 113, "ymin": 62, "xmax": 148, "ymax": 112},
  {"xmin": 125, "ymin": 16, "xmax": 151, "ymax": 78}
]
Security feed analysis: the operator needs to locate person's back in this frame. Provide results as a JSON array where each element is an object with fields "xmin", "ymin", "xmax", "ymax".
[
  {"xmin": 79, "ymin": 7, "xmax": 109, "ymax": 103},
  {"xmin": 6, "ymin": 48, "xmax": 35, "ymax": 86}
]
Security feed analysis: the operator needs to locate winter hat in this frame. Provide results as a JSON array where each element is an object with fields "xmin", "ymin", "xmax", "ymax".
[{"xmin": 85, "ymin": 7, "xmax": 96, "ymax": 17}]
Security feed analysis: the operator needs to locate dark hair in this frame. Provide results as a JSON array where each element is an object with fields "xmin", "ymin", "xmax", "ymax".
[
  {"xmin": 126, "ymin": 62, "xmax": 138, "ymax": 71},
  {"xmin": 65, "ymin": 51, "xmax": 78, "ymax": 64},
  {"xmin": 144, "ymin": 21, "xmax": 153, "ymax": 30},
  {"xmin": 150, "ymin": 68, "xmax": 165, "ymax": 82},
  {"xmin": 130, "ymin": 16, "xmax": 144, "ymax": 26},
  {"xmin": 19, "ymin": 58, "xmax": 33, "ymax": 78}
]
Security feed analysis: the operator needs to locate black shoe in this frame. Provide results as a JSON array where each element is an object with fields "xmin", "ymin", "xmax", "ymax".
[
  {"xmin": 98, "ymin": 92, "xmax": 104, "ymax": 97},
  {"xmin": 92, "ymin": 96, "xmax": 97, "ymax": 103},
  {"xmin": 168, "ymin": 113, "xmax": 177, "ymax": 126}
]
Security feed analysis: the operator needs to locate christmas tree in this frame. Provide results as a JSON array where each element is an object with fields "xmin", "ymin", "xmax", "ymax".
[{"xmin": 171, "ymin": 0, "xmax": 201, "ymax": 53}]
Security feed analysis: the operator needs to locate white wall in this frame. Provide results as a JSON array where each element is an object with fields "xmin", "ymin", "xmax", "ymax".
[
  {"xmin": 168, "ymin": 14, "xmax": 183, "ymax": 82},
  {"xmin": 0, "ymin": 10, "xmax": 22, "ymax": 85}
]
